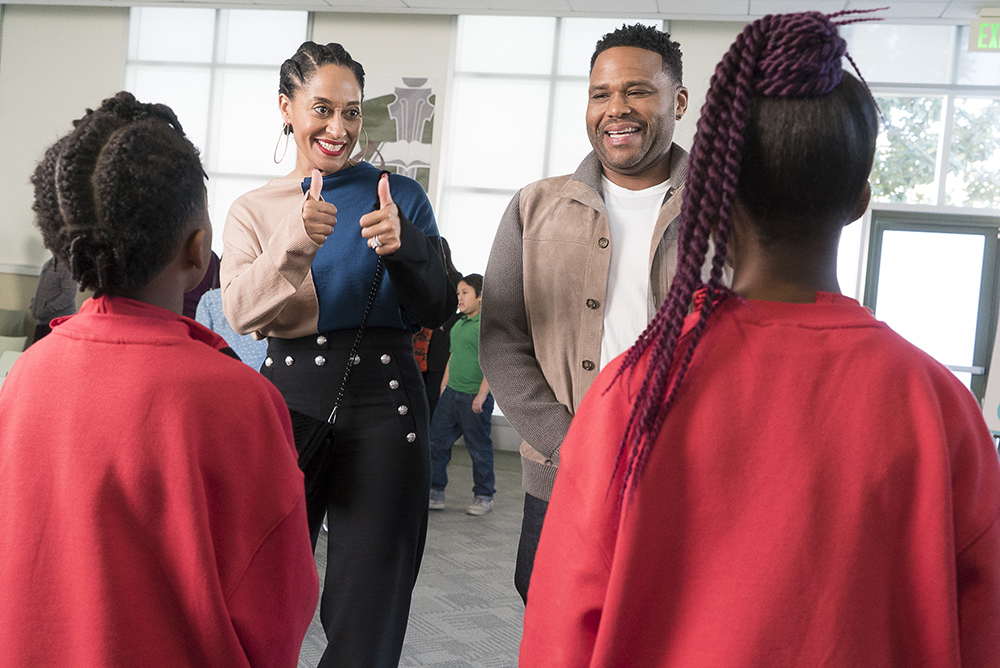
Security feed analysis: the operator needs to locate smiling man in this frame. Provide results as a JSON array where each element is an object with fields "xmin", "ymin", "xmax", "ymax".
[{"xmin": 480, "ymin": 24, "xmax": 690, "ymax": 604}]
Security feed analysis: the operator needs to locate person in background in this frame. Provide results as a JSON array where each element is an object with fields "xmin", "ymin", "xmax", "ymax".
[
  {"xmin": 421, "ymin": 236, "xmax": 463, "ymax": 418},
  {"xmin": 221, "ymin": 41, "xmax": 455, "ymax": 668},
  {"xmin": 520, "ymin": 12, "xmax": 1000, "ymax": 666},
  {"xmin": 429, "ymin": 273, "xmax": 495, "ymax": 515},
  {"xmin": 29, "ymin": 254, "xmax": 77, "ymax": 343},
  {"xmin": 480, "ymin": 23, "xmax": 692, "ymax": 604},
  {"xmin": 0, "ymin": 92, "xmax": 317, "ymax": 668},
  {"xmin": 182, "ymin": 249, "xmax": 219, "ymax": 319},
  {"xmin": 196, "ymin": 286, "xmax": 268, "ymax": 370}
]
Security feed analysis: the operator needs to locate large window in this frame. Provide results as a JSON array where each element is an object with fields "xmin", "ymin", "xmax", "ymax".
[
  {"xmin": 864, "ymin": 212, "xmax": 1000, "ymax": 398},
  {"xmin": 438, "ymin": 16, "xmax": 662, "ymax": 274},
  {"xmin": 841, "ymin": 23, "xmax": 1000, "ymax": 399},
  {"xmin": 842, "ymin": 23, "xmax": 1000, "ymax": 209},
  {"xmin": 126, "ymin": 7, "xmax": 309, "ymax": 254}
]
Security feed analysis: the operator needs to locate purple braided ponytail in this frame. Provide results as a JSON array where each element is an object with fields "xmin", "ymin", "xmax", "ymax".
[{"xmin": 610, "ymin": 11, "xmax": 878, "ymax": 498}]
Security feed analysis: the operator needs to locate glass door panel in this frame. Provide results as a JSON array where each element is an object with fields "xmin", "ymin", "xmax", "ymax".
[
  {"xmin": 874, "ymin": 230, "xmax": 985, "ymax": 387},
  {"xmin": 865, "ymin": 210, "xmax": 1000, "ymax": 400}
]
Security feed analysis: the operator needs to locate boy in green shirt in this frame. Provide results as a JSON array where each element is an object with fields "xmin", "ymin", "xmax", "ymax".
[{"xmin": 429, "ymin": 274, "xmax": 495, "ymax": 515}]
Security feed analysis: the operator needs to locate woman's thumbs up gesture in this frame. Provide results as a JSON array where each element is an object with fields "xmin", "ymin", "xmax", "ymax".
[
  {"xmin": 302, "ymin": 168, "xmax": 337, "ymax": 245},
  {"xmin": 360, "ymin": 173, "xmax": 401, "ymax": 256}
]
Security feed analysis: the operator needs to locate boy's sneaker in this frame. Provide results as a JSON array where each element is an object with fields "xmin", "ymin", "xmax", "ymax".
[
  {"xmin": 429, "ymin": 489, "xmax": 446, "ymax": 510},
  {"xmin": 466, "ymin": 496, "xmax": 493, "ymax": 516}
]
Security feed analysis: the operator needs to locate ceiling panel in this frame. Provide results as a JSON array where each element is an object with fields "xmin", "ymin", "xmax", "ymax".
[
  {"xmin": 1, "ymin": 0, "xmax": 992, "ymax": 21},
  {"xmin": 657, "ymin": 0, "xmax": 749, "ymax": 15},
  {"xmin": 403, "ymin": 0, "xmax": 489, "ymax": 8},
  {"xmin": 261, "ymin": 0, "xmax": 347, "ymax": 7},
  {"xmin": 485, "ymin": 0, "xmax": 573, "ymax": 11},
  {"xmin": 941, "ymin": 1, "xmax": 994, "ymax": 20},
  {"xmin": 568, "ymin": 0, "xmax": 659, "ymax": 15},
  {"xmin": 846, "ymin": 1, "xmax": 950, "ymax": 19},
  {"xmin": 749, "ymin": 0, "xmax": 848, "ymax": 16},
  {"xmin": 319, "ymin": 0, "xmax": 410, "ymax": 7}
]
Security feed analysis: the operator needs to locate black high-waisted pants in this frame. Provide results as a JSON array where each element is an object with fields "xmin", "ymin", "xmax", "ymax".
[{"xmin": 262, "ymin": 328, "xmax": 429, "ymax": 668}]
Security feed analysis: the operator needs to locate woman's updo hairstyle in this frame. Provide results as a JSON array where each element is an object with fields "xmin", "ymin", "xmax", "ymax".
[
  {"xmin": 279, "ymin": 42, "xmax": 365, "ymax": 135},
  {"xmin": 31, "ymin": 91, "xmax": 206, "ymax": 297},
  {"xmin": 612, "ymin": 11, "xmax": 881, "ymax": 495}
]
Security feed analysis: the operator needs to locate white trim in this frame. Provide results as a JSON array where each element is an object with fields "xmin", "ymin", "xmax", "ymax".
[
  {"xmin": 0, "ymin": 264, "xmax": 42, "ymax": 276},
  {"xmin": 851, "ymin": 208, "xmax": 873, "ymax": 302},
  {"xmin": 870, "ymin": 202, "xmax": 1000, "ymax": 218}
]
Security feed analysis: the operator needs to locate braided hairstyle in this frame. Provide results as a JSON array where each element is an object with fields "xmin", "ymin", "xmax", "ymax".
[
  {"xmin": 611, "ymin": 11, "xmax": 881, "ymax": 495},
  {"xmin": 31, "ymin": 92, "xmax": 207, "ymax": 297},
  {"xmin": 278, "ymin": 41, "xmax": 366, "ymax": 136},
  {"xmin": 591, "ymin": 23, "xmax": 683, "ymax": 84}
]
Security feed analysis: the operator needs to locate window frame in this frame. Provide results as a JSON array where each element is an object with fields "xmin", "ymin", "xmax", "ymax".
[
  {"xmin": 842, "ymin": 24, "xmax": 1000, "ymax": 400},
  {"xmin": 869, "ymin": 83, "xmax": 1000, "ymax": 209},
  {"xmin": 124, "ymin": 8, "xmax": 311, "ymax": 254},
  {"xmin": 863, "ymin": 209, "xmax": 1000, "ymax": 400},
  {"xmin": 437, "ymin": 16, "xmax": 668, "ymax": 274}
]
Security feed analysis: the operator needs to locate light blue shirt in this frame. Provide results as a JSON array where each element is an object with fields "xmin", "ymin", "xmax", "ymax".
[{"xmin": 195, "ymin": 288, "xmax": 268, "ymax": 371}]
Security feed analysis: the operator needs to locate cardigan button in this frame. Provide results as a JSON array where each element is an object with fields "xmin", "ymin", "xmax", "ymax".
[
  {"xmin": 398, "ymin": 405, "xmax": 409, "ymax": 416},
  {"xmin": 586, "ymin": 298, "xmax": 599, "ymax": 309},
  {"xmin": 285, "ymin": 356, "xmax": 295, "ymax": 367},
  {"xmin": 316, "ymin": 335, "xmax": 327, "ymax": 345},
  {"xmin": 315, "ymin": 356, "xmax": 326, "ymax": 366},
  {"xmin": 406, "ymin": 432, "xmax": 417, "ymax": 443},
  {"xmin": 389, "ymin": 380, "xmax": 400, "ymax": 390},
  {"xmin": 598, "ymin": 237, "xmax": 609, "ymax": 248},
  {"xmin": 381, "ymin": 354, "xmax": 391, "ymax": 365},
  {"xmin": 582, "ymin": 360, "xmax": 595, "ymax": 371},
  {"xmin": 352, "ymin": 355, "xmax": 362, "ymax": 365},
  {"xmin": 264, "ymin": 357, "xmax": 273, "ymax": 367}
]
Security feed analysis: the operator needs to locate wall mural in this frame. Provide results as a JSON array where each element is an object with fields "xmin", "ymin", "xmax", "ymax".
[{"xmin": 353, "ymin": 77, "xmax": 435, "ymax": 193}]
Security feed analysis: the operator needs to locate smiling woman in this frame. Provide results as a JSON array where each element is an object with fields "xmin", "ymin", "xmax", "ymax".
[
  {"xmin": 279, "ymin": 45, "xmax": 365, "ymax": 178},
  {"xmin": 219, "ymin": 40, "xmax": 458, "ymax": 668}
]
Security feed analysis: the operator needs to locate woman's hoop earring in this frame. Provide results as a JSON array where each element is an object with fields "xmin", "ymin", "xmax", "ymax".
[
  {"xmin": 359, "ymin": 126, "xmax": 371, "ymax": 162},
  {"xmin": 349, "ymin": 127, "xmax": 371, "ymax": 168},
  {"xmin": 273, "ymin": 123, "xmax": 291, "ymax": 164},
  {"xmin": 357, "ymin": 126, "xmax": 389, "ymax": 169}
]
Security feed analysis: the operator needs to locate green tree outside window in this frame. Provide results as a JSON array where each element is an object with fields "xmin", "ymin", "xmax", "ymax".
[
  {"xmin": 947, "ymin": 98, "xmax": 1000, "ymax": 208},
  {"xmin": 871, "ymin": 96, "xmax": 943, "ymax": 205}
]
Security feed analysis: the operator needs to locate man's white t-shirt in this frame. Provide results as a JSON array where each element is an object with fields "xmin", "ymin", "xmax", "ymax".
[{"xmin": 600, "ymin": 176, "xmax": 672, "ymax": 370}]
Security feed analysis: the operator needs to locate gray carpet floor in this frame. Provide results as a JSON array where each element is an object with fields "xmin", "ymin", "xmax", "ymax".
[{"xmin": 298, "ymin": 447, "xmax": 526, "ymax": 668}]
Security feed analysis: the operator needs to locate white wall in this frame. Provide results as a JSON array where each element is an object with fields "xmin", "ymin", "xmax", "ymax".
[
  {"xmin": 0, "ymin": 4, "xmax": 129, "ymax": 275},
  {"xmin": 670, "ymin": 20, "xmax": 746, "ymax": 151}
]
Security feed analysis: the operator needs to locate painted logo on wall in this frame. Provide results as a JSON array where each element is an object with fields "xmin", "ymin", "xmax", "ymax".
[{"xmin": 353, "ymin": 77, "xmax": 435, "ymax": 193}]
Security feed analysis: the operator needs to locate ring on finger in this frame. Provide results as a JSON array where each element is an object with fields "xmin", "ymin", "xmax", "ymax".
[{"xmin": 370, "ymin": 234, "xmax": 383, "ymax": 249}]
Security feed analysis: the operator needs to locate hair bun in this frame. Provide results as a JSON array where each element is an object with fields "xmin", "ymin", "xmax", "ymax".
[
  {"xmin": 66, "ymin": 229, "xmax": 121, "ymax": 288},
  {"xmin": 95, "ymin": 92, "xmax": 186, "ymax": 135},
  {"xmin": 753, "ymin": 12, "xmax": 845, "ymax": 97}
]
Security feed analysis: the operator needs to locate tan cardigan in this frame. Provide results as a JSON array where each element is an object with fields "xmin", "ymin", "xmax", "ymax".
[
  {"xmin": 480, "ymin": 147, "xmax": 689, "ymax": 501},
  {"xmin": 220, "ymin": 177, "xmax": 323, "ymax": 340}
]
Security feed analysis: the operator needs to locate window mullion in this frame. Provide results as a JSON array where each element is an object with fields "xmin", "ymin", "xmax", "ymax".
[
  {"xmin": 204, "ymin": 9, "xmax": 224, "ymax": 175},
  {"xmin": 541, "ymin": 18, "xmax": 562, "ymax": 179},
  {"xmin": 935, "ymin": 93, "xmax": 956, "ymax": 206},
  {"xmin": 948, "ymin": 24, "xmax": 962, "ymax": 86}
]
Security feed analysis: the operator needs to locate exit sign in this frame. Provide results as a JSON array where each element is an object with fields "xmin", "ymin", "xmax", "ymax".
[{"xmin": 970, "ymin": 9, "xmax": 1000, "ymax": 52}]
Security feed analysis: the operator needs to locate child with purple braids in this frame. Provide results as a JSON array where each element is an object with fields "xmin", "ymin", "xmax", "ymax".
[{"xmin": 520, "ymin": 11, "xmax": 1000, "ymax": 667}]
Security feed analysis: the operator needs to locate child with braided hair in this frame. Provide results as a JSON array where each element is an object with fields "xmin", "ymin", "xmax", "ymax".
[
  {"xmin": 0, "ymin": 92, "xmax": 318, "ymax": 667},
  {"xmin": 521, "ymin": 11, "xmax": 1000, "ymax": 667}
]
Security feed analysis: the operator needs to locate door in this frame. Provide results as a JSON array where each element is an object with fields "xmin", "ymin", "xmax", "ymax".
[{"xmin": 864, "ymin": 210, "xmax": 1000, "ymax": 401}]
